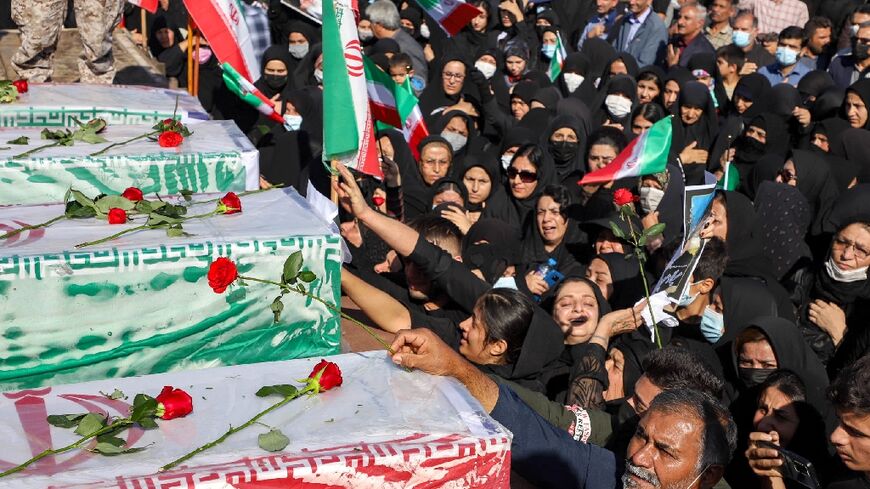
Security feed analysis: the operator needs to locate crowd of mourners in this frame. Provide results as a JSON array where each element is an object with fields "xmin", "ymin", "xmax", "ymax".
[{"xmin": 131, "ymin": 0, "xmax": 870, "ymax": 487}]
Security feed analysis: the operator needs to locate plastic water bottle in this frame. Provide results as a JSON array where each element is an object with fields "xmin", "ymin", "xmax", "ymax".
[{"xmin": 532, "ymin": 258, "xmax": 558, "ymax": 302}]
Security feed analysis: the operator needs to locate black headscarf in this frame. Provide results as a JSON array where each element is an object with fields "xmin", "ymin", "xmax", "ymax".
[
  {"xmin": 731, "ymin": 73, "xmax": 771, "ymax": 120},
  {"xmin": 687, "ymin": 53, "xmax": 728, "ymax": 114},
  {"xmin": 767, "ymin": 83, "xmax": 801, "ymax": 120},
  {"xmin": 463, "ymin": 218, "xmax": 522, "ymax": 284},
  {"xmin": 579, "ymin": 37, "xmax": 617, "ymax": 94},
  {"xmin": 507, "ymin": 145, "xmax": 557, "ymax": 228},
  {"xmin": 147, "ymin": 16, "xmax": 183, "ymax": 58},
  {"xmin": 663, "ymin": 66, "xmax": 695, "ymax": 114},
  {"xmin": 419, "ymin": 56, "xmax": 467, "ymax": 117},
  {"xmin": 813, "ymin": 117, "xmax": 851, "ymax": 156},
  {"xmin": 292, "ymin": 43, "xmax": 322, "ymax": 88},
  {"xmin": 456, "ymin": 153, "xmax": 519, "ymax": 228},
  {"xmin": 559, "ymin": 52, "xmax": 597, "ymax": 102},
  {"xmin": 844, "ymin": 78, "xmax": 870, "ymax": 130},
  {"xmin": 541, "ymin": 114, "xmax": 587, "ymax": 180},
  {"xmin": 716, "ymin": 277, "xmax": 779, "ymax": 347},
  {"xmin": 817, "ymin": 184, "xmax": 870, "ymax": 235},
  {"xmin": 598, "ymin": 253, "xmax": 650, "ymax": 311},
  {"xmin": 810, "ymin": 87, "xmax": 845, "ymax": 121},
  {"xmin": 673, "ymin": 80, "xmax": 719, "ymax": 152},
  {"xmin": 519, "ymin": 189, "xmax": 585, "ymax": 288},
  {"xmin": 255, "ymin": 45, "xmax": 294, "ymax": 98},
  {"xmin": 834, "ymin": 127, "xmax": 870, "ymax": 183},
  {"xmin": 592, "ymin": 74, "xmax": 637, "ymax": 127},
  {"xmin": 734, "ymin": 113, "xmax": 789, "ymax": 196},
  {"xmin": 754, "ymin": 181, "xmax": 813, "ymax": 281},
  {"xmin": 797, "ymin": 70, "xmax": 834, "ymax": 106},
  {"xmin": 790, "ymin": 150, "xmax": 841, "ymax": 234}
]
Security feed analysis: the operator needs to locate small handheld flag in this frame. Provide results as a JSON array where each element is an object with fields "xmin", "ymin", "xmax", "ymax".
[{"xmin": 579, "ymin": 116, "xmax": 673, "ymax": 185}]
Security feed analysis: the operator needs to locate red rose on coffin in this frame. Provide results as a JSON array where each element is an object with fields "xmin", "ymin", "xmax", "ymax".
[
  {"xmin": 107, "ymin": 208, "xmax": 127, "ymax": 224},
  {"xmin": 158, "ymin": 131, "xmax": 183, "ymax": 148},
  {"xmin": 307, "ymin": 359, "xmax": 343, "ymax": 392},
  {"xmin": 12, "ymin": 79, "xmax": 28, "ymax": 94},
  {"xmin": 217, "ymin": 192, "xmax": 242, "ymax": 214},
  {"xmin": 613, "ymin": 188, "xmax": 637, "ymax": 207},
  {"xmin": 121, "ymin": 187, "xmax": 144, "ymax": 202},
  {"xmin": 208, "ymin": 257, "xmax": 238, "ymax": 293},
  {"xmin": 155, "ymin": 386, "xmax": 193, "ymax": 420}
]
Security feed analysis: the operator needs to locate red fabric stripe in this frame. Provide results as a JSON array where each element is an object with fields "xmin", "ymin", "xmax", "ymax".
[
  {"xmin": 370, "ymin": 102, "xmax": 403, "ymax": 127},
  {"xmin": 577, "ymin": 135, "xmax": 638, "ymax": 185},
  {"xmin": 440, "ymin": 3, "xmax": 480, "ymax": 36},
  {"xmin": 184, "ymin": 0, "xmax": 253, "ymax": 81},
  {"xmin": 129, "ymin": 0, "xmax": 158, "ymax": 13}
]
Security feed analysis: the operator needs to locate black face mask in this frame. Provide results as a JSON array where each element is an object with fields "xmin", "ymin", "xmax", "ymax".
[
  {"xmin": 855, "ymin": 42, "xmax": 870, "ymax": 61},
  {"xmin": 263, "ymin": 74, "xmax": 288, "ymax": 91},
  {"xmin": 738, "ymin": 367, "xmax": 776, "ymax": 388},
  {"xmin": 549, "ymin": 140, "xmax": 579, "ymax": 163},
  {"xmin": 734, "ymin": 134, "xmax": 766, "ymax": 162}
]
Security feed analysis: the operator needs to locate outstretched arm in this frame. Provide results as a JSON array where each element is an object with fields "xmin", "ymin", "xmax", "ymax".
[{"xmin": 341, "ymin": 268, "xmax": 411, "ymax": 334}]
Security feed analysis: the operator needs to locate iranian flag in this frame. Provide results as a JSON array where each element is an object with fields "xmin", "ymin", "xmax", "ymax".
[
  {"xmin": 579, "ymin": 116, "xmax": 673, "ymax": 185},
  {"xmin": 128, "ymin": 0, "xmax": 157, "ymax": 13},
  {"xmin": 364, "ymin": 56, "xmax": 429, "ymax": 159},
  {"xmin": 716, "ymin": 161, "xmax": 739, "ymax": 190},
  {"xmin": 412, "ymin": 0, "xmax": 480, "ymax": 36},
  {"xmin": 547, "ymin": 31, "xmax": 567, "ymax": 81},
  {"xmin": 183, "ymin": 0, "xmax": 260, "ymax": 82},
  {"xmin": 221, "ymin": 62, "xmax": 286, "ymax": 126},
  {"xmin": 323, "ymin": 0, "xmax": 380, "ymax": 176}
]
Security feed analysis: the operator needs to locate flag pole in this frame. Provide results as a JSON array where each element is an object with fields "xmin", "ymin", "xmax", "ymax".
[
  {"xmin": 140, "ymin": 9, "xmax": 148, "ymax": 50},
  {"xmin": 186, "ymin": 20, "xmax": 193, "ymax": 94},
  {"xmin": 331, "ymin": 160, "xmax": 339, "ymax": 204},
  {"xmin": 193, "ymin": 28, "xmax": 201, "ymax": 97}
]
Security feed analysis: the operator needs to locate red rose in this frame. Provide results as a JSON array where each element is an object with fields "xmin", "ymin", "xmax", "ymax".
[
  {"xmin": 121, "ymin": 187, "xmax": 144, "ymax": 202},
  {"xmin": 155, "ymin": 386, "xmax": 193, "ymax": 420},
  {"xmin": 162, "ymin": 118, "xmax": 174, "ymax": 125},
  {"xmin": 372, "ymin": 195, "xmax": 385, "ymax": 207},
  {"xmin": 107, "ymin": 208, "xmax": 127, "ymax": 224},
  {"xmin": 158, "ymin": 131, "xmax": 183, "ymax": 148},
  {"xmin": 613, "ymin": 188, "xmax": 637, "ymax": 207},
  {"xmin": 12, "ymin": 79, "xmax": 28, "ymax": 94},
  {"xmin": 307, "ymin": 359, "xmax": 343, "ymax": 392},
  {"xmin": 217, "ymin": 192, "xmax": 242, "ymax": 214},
  {"xmin": 207, "ymin": 257, "xmax": 238, "ymax": 293}
]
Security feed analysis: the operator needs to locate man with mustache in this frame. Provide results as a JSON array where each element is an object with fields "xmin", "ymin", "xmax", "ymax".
[{"xmin": 390, "ymin": 327, "xmax": 736, "ymax": 489}]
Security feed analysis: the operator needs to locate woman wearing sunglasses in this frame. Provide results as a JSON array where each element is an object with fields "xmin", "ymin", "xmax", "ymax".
[{"xmin": 506, "ymin": 143, "xmax": 556, "ymax": 230}]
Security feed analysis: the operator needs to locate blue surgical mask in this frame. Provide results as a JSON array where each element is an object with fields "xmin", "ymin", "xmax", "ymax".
[
  {"xmin": 775, "ymin": 46, "xmax": 798, "ymax": 66},
  {"xmin": 493, "ymin": 276, "xmax": 518, "ymax": 289},
  {"xmin": 542, "ymin": 44, "xmax": 556, "ymax": 59},
  {"xmin": 284, "ymin": 114, "xmax": 303, "ymax": 131},
  {"xmin": 700, "ymin": 307, "xmax": 724, "ymax": 343},
  {"xmin": 732, "ymin": 30, "xmax": 751, "ymax": 48},
  {"xmin": 676, "ymin": 281, "xmax": 701, "ymax": 307}
]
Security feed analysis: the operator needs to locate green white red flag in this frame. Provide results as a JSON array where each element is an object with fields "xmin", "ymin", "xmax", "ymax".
[
  {"xmin": 363, "ymin": 56, "xmax": 429, "ymax": 159},
  {"xmin": 221, "ymin": 62, "xmax": 286, "ymax": 126},
  {"xmin": 579, "ymin": 116, "xmax": 673, "ymax": 185},
  {"xmin": 548, "ymin": 31, "xmax": 567, "ymax": 81},
  {"xmin": 411, "ymin": 0, "xmax": 480, "ymax": 36},
  {"xmin": 182, "ymin": 0, "xmax": 260, "ymax": 82},
  {"xmin": 322, "ymin": 0, "xmax": 380, "ymax": 176},
  {"xmin": 716, "ymin": 161, "xmax": 739, "ymax": 191},
  {"xmin": 128, "ymin": 0, "xmax": 157, "ymax": 14}
]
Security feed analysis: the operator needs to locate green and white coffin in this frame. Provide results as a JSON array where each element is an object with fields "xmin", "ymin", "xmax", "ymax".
[
  {"xmin": 0, "ymin": 188, "xmax": 342, "ymax": 391},
  {"xmin": 0, "ymin": 120, "xmax": 258, "ymax": 206},
  {"xmin": 0, "ymin": 84, "xmax": 209, "ymax": 127}
]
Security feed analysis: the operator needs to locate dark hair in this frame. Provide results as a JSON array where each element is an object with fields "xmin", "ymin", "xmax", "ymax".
[
  {"xmin": 642, "ymin": 347, "xmax": 725, "ymax": 398},
  {"xmin": 408, "ymin": 214, "xmax": 463, "ymax": 253},
  {"xmin": 433, "ymin": 179, "xmax": 467, "ymax": 206},
  {"xmin": 633, "ymin": 103, "xmax": 667, "ymax": 125},
  {"xmin": 538, "ymin": 184, "xmax": 572, "ymax": 213},
  {"xmin": 389, "ymin": 52, "xmax": 413, "ymax": 72},
  {"xmin": 474, "ymin": 288, "xmax": 534, "ymax": 365},
  {"xmin": 829, "ymin": 353, "xmax": 870, "ymax": 415},
  {"xmin": 692, "ymin": 236, "xmax": 728, "ymax": 283},
  {"xmin": 588, "ymin": 126, "xmax": 628, "ymax": 153},
  {"xmin": 779, "ymin": 26, "xmax": 805, "ymax": 43},
  {"xmin": 853, "ymin": 5, "xmax": 870, "ymax": 20},
  {"xmin": 511, "ymin": 143, "xmax": 546, "ymax": 170},
  {"xmin": 804, "ymin": 16, "xmax": 833, "ymax": 38},
  {"xmin": 735, "ymin": 9, "xmax": 758, "ymax": 28},
  {"xmin": 553, "ymin": 276, "xmax": 599, "ymax": 301},
  {"xmin": 759, "ymin": 369, "xmax": 807, "ymax": 403},
  {"xmin": 637, "ymin": 70, "xmax": 664, "ymax": 90},
  {"xmin": 716, "ymin": 44, "xmax": 745, "ymax": 72},
  {"xmin": 648, "ymin": 389, "xmax": 738, "ymax": 470}
]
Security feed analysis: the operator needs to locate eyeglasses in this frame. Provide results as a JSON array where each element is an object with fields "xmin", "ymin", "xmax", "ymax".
[
  {"xmin": 507, "ymin": 167, "xmax": 538, "ymax": 183},
  {"xmin": 833, "ymin": 236, "xmax": 869, "ymax": 260},
  {"xmin": 443, "ymin": 72, "xmax": 465, "ymax": 81},
  {"xmin": 778, "ymin": 169, "xmax": 797, "ymax": 183}
]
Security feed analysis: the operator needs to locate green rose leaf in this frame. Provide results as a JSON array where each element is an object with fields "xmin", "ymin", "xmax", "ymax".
[
  {"xmin": 93, "ymin": 442, "xmax": 125, "ymax": 455},
  {"xmin": 70, "ymin": 189, "xmax": 95, "ymax": 209},
  {"xmin": 78, "ymin": 132, "xmax": 108, "ymax": 144},
  {"xmin": 46, "ymin": 413, "xmax": 87, "ymax": 429},
  {"xmin": 643, "ymin": 223, "xmax": 666, "ymax": 238},
  {"xmin": 96, "ymin": 434, "xmax": 126, "ymax": 447},
  {"xmin": 255, "ymin": 384, "xmax": 298, "ymax": 398},
  {"xmin": 94, "ymin": 195, "xmax": 135, "ymax": 213},
  {"xmin": 637, "ymin": 234, "xmax": 648, "ymax": 248},
  {"xmin": 298, "ymin": 270, "xmax": 317, "ymax": 283},
  {"xmin": 135, "ymin": 200, "xmax": 153, "ymax": 214},
  {"xmin": 130, "ymin": 394, "xmax": 158, "ymax": 422},
  {"xmin": 257, "ymin": 429, "xmax": 290, "ymax": 452},
  {"xmin": 608, "ymin": 221, "xmax": 626, "ymax": 240},
  {"xmin": 179, "ymin": 189, "xmax": 193, "ymax": 202},
  {"xmin": 64, "ymin": 201, "xmax": 98, "ymax": 219},
  {"xmin": 6, "ymin": 136, "xmax": 28, "ymax": 145},
  {"xmin": 282, "ymin": 251, "xmax": 303, "ymax": 284},
  {"xmin": 270, "ymin": 296, "xmax": 284, "ymax": 323},
  {"xmin": 74, "ymin": 413, "xmax": 106, "ymax": 436},
  {"xmin": 101, "ymin": 389, "xmax": 126, "ymax": 400},
  {"xmin": 147, "ymin": 214, "xmax": 182, "ymax": 226},
  {"xmin": 138, "ymin": 417, "xmax": 159, "ymax": 430}
]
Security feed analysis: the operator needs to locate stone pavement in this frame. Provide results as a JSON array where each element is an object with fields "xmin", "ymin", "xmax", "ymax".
[{"xmin": 0, "ymin": 27, "xmax": 167, "ymax": 86}]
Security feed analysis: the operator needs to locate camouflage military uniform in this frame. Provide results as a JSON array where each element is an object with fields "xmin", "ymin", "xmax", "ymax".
[{"xmin": 11, "ymin": 0, "xmax": 125, "ymax": 83}]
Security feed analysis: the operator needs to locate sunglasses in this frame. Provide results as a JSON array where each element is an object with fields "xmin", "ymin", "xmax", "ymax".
[{"xmin": 507, "ymin": 167, "xmax": 538, "ymax": 183}]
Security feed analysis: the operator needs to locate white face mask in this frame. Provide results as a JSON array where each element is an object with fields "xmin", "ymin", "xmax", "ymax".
[
  {"xmin": 441, "ymin": 131, "xmax": 468, "ymax": 152},
  {"xmin": 284, "ymin": 114, "xmax": 303, "ymax": 131},
  {"xmin": 605, "ymin": 94, "xmax": 632, "ymax": 118},
  {"xmin": 420, "ymin": 23, "xmax": 431, "ymax": 39},
  {"xmin": 563, "ymin": 72, "xmax": 585, "ymax": 93},
  {"xmin": 359, "ymin": 29, "xmax": 374, "ymax": 42},
  {"xmin": 314, "ymin": 68, "xmax": 323, "ymax": 83},
  {"xmin": 825, "ymin": 256, "xmax": 869, "ymax": 283},
  {"xmin": 639, "ymin": 186, "xmax": 665, "ymax": 214},
  {"xmin": 493, "ymin": 276, "xmax": 518, "ymax": 289},
  {"xmin": 474, "ymin": 60, "xmax": 497, "ymax": 79},
  {"xmin": 288, "ymin": 43, "xmax": 309, "ymax": 59},
  {"xmin": 501, "ymin": 153, "xmax": 514, "ymax": 170}
]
